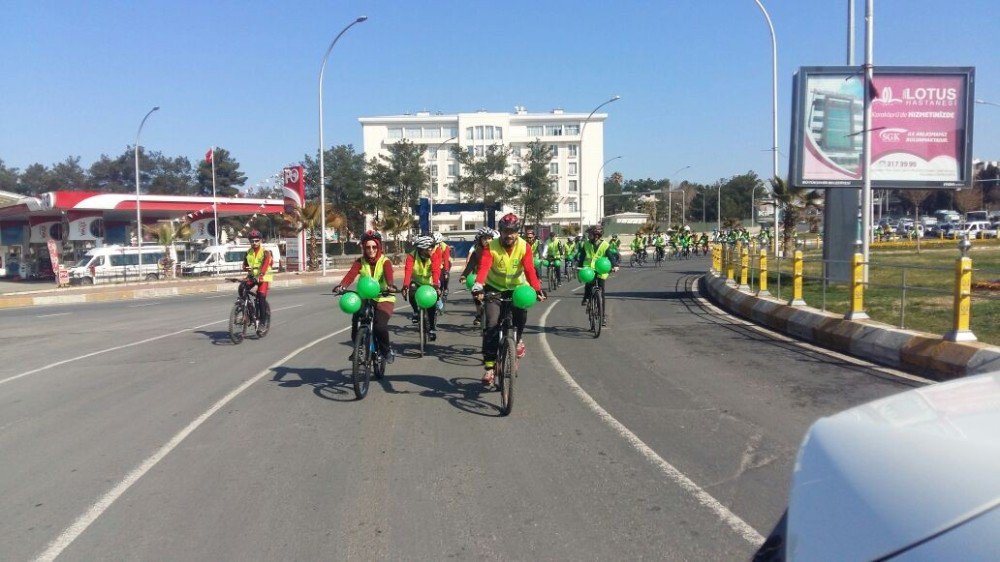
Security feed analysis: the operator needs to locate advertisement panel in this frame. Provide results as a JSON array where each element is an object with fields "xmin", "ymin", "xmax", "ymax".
[
  {"xmin": 789, "ymin": 66, "xmax": 975, "ymax": 189},
  {"xmin": 67, "ymin": 211, "xmax": 104, "ymax": 241},
  {"xmin": 28, "ymin": 216, "xmax": 63, "ymax": 243},
  {"xmin": 283, "ymin": 165, "xmax": 307, "ymax": 272}
]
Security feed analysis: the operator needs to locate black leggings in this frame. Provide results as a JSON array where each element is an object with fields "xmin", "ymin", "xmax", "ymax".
[
  {"xmin": 583, "ymin": 277, "xmax": 606, "ymax": 316},
  {"xmin": 408, "ymin": 284, "xmax": 437, "ymax": 329},
  {"xmin": 482, "ymin": 290, "xmax": 527, "ymax": 364},
  {"xmin": 351, "ymin": 301, "xmax": 394, "ymax": 355}
]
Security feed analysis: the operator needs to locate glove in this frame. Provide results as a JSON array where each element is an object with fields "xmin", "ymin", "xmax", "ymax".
[
  {"xmin": 332, "ymin": 284, "xmax": 343, "ymax": 294},
  {"xmin": 471, "ymin": 283, "xmax": 484, "ymax": 294}
]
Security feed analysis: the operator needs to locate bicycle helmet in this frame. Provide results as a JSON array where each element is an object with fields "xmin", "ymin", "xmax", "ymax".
[
  {"xmin": 475, "ymin": 226, "xmax": 493, "ymax": 239},
  {"xmin": 498, "ymin": 213, "xmax": 521, "ymax": 232},
  {"xmin": 432, "ymin": 232, "xmax": 444, "ymax": 245},
  {"xmin": 360, "ymin": 230, "xmax": 382, "ymax": 245},
  {"xmin": 588, "ymin": 224, "xmax": 604, "ymax": 236},
  {"xmin": 413, "ymin": 235, "xmax": 435, "ymax": 250},
  {"xmin": 491, "ymin": 229, "xmax": 501, "ymax": 239},
  {"xmin": 247, "ymin": 229, "xmax": 263, "ymax": 241}
]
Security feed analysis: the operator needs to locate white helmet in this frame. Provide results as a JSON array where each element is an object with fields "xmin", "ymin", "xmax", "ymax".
[
  {"xmin": 432, "ymin": 232, "xmax": 443, "ymax": 244},
  {"xmin": 413, "ymin": 235, "xmax": 435, "ymax": 250}
]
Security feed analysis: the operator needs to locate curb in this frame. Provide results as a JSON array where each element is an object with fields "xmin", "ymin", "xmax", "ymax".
[{"xmin": 700, "ymin": 272, "xmax": 1000, "ymax": 381}]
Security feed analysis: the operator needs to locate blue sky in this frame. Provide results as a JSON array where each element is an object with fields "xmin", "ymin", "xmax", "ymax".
[{"xmin": 1, "ymin": 0, "xmax": 997, "ymax": 191}]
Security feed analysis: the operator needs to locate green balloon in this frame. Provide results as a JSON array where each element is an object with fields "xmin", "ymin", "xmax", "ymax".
[
  {"xmin": 533, "ymin": 258, "xmax": 542, "ymax": 269},
  {"xmin": 595, "ymin": 257, "xmax": 613, "ymax": 274},
  {"xmin": 554, "ymin": 259, "xmax": 562, "ymax": 268},
  {"xmin": 415, "ymin": 284, "xmax": 438, "ymax": 309},
  {"xmin": 339, "ymin": 291, "xmax": 362, "ymax": 314},
  {"xmin": 465, "ymin": 276, "xmax": 475, "ymax": 290},
  {"xmin": 512, "ymin": 284, "xmax": 537, "ymax": 310},
  {"xmin": 577, "ymin": 267, "xmax": 596, "ymax": 283},
  {"xmin": 356, "ymin": 276, "xmax": 380, "ymax": 300}
]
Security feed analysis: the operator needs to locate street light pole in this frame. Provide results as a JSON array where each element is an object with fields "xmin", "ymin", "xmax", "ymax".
[
  {"xmin": 134, "ymin": 106, "xmax": 159, "ymax": 277},
  {"xmin": 596, "ymin": 155, "xmax": 622, "ymax": 221},
  {"xmin": 428, "ymin": 135, "xmax": 458, "ymax": 232},
  {"xmin": 976, "ymin": 99, "xmax": 1000, "ymax": 108},
  {"xmin": 318, "ymin": 15, "xmax": 367, "ymax": 275},
  {"xmin": 665, "ymin": 165, "xmax": 691, "ymax": 227},
  {"xmin": 579, "ymin": 95, "xmax": 620, "ymax": 229},
  {"xmin": 754, "ymin": 0, "xmax": 780, "ymax": 253}
]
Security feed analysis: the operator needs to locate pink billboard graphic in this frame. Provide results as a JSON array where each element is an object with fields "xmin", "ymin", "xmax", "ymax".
[{"xmin": 792, "ymin": 67, "xmax": 974, "ymax": 188}]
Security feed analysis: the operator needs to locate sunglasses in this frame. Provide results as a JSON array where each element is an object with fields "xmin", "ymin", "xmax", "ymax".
[
  {"xmin": 364, "ymin": 244, "xmax": 378, "ymax": 249},
  {"xmin": 250, "ymin": 239, "xmax": 261, "ymax": 243}
]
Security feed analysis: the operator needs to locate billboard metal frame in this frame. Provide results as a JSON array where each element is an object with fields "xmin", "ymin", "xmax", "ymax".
[{"xmin": 789, "ymin": 66, "xmax": 975, "ymax": 189}]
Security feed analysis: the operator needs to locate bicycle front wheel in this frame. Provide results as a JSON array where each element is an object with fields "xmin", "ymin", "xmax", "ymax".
[
  {"xmin": 548, "ymin": 268, "xmax": 556, "ymax": 293},
  {"xmin": 591, "ymin": 289, "xmax": 603, "ymax": 338},
  {"xmin": 228, "ymin": 302, "xmax": 245, "ymax": 345},
  {"xmin": 352, "ymin": 326, "xmax": 371, "ymax": 400},
  {"xmin": 497, "ymin": 335, "xmax": 516, "ymax": 416},
  {"xmin": 418, "ymin": 309, "xmax": 426, "ymax": 357}
]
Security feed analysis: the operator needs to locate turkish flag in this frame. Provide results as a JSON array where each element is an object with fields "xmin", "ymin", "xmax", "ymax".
[{"xmin": 205, "ymin": 148, "xmax": 213, "ymax": 163}]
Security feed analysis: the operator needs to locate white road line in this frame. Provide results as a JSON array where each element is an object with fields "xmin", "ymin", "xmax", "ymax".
[
  {"xmin": 127, "ymin": 302, "xmax": 160, "ymax": 308},
  {"xmin": 536, "ymin": 301, "xmax": 766, "ymax": 546},
  {"xmin": 0, "ymin": 304, "xmax": 302, "ymax": 387},
  {"xmin": 203, "ymin": 295, "xmax": 228, "ymax": 299},
  {"xmin": 35, "ymin": 312, "xmax": 72, "ymax": 318},
  {"xmin": 33, "ymin": 326, "xmax": 350, "ymax": 562}
]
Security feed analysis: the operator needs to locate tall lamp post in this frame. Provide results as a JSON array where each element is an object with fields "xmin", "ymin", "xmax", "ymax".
[
  {"xmin": 579, "ymin": 95, "xmax": 621, "ymax": 229},
  {"xmin": 134, "ymin": 106, "xmax": 159, "ymax": 276},
  {"xmin": 754, "ymin": 0, "xmax": 780, "ymax": 254},
  {"xmin": 596, "ymin": 155, "xmax": 622, "ymax": 221},
  {"xmin": 976, "ymin": 99, "xmax": 1000, "ymax": 108},
  {"xmin": 666, "ymin": 165, "xmax": 692, "ymax": 227},
  {"xmin": 428, "ymin": 135, "xmax": 458, "ymax": 232},
  {"xmin": 318, "ymin": 15, "xmax": 367, "ymax": 275}
]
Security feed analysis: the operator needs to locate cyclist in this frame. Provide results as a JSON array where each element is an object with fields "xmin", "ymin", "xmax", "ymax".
[
  {"xmin": 471, "ymin": 213, "xmax": 544, "ymax": 386},
  {"xmin": 460, "ymin": 227, "xmax": 495, "ymax": 327},
  {"xmin": 541, "ymin": 231, "xmax": 565, "ymax": 287},
  {"xmin": 564, "ymin": 236, "xmax": 578, "ymax": 276},
  {"xmin": 699, "ymin": 232, "xmax": 710, "ymax": 254},
  {"xmin": 524, "ymin": 228, "xmax": 540, "ymax": 258},
  {"xmin": 332, "ymin": 230, "xmax": 396, "ymax": 363},
  {"xmin": 630, "ymin": 231, "xmax": 646, "ymax": 263},
  {"xmin": 432, "ymin": 232, "xmax": 452, "ymax": 299},
  {"xmin": 609, "ymin": 234, "xmax": 622, "ymax": 267},
  {"xmin": 577, "ymin": 224, "xmax": 617, "ymax": 326},
  {"xmin": 241, "ymin": 230, "xmax": 273, "ymax": 328},
  {"xmin": 402, "ymin": 234, "xmax": 442, "ymax": 341},
  {"xmin": 653, "ymin": 231, "xmax": 666, "ymax": 262}
]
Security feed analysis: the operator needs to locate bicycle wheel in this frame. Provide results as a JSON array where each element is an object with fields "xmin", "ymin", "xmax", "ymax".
[
  {"xmin": 591, "ymin": 289, "xmax": 603, "ymax": 338},
  {"xmin": 256, "ymin": 298, "xmax": 271, "ymax": 337},
  {"xmin": 629, "ymin": 254, "xmax": 638, "ymax": 268},
  {"xmin": 418, "ymin": 309, "xmax": 426, "ymax": 357},
  {"xmin": 228, "ymin": 302, "xmax": 245, "ymax": 344},
  {"xmin": 497, "ymin": 335, "xmax": 516, "ymax": 416},
  {"xmin": 351, "ymin": 326, "xmax": 371, "ymax": 399},
  {"xmin": 547, "ymin": 267, "xmax": 556, "ymax": 293}
]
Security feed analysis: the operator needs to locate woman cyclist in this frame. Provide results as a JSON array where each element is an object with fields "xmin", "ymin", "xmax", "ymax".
[
  {"xmin": 402, "ymin": 235, "xmax": 442, "ymax": 341},
  {"xmin": 460, "ymin": 227, "xmax": 496, "ymax": 327},
  {"xmin": 332, "ymin": 230, "xmax": 396, "ymax": 362}
]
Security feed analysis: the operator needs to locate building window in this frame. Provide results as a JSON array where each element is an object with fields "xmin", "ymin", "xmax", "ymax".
[
  {"xmin": 485, "ymin": 127, "xmax": 494, "ymax": 140},
  {"xmin": 495, "ymin": 127, "xmax": 503, "ymax": 140},
  {"xmin": 466, "ymin": 145, "xmax": 474, "ymax": 155},
  {"xmin": 527, "ymin": 125, "xmax": 543, "ymax": 137},
  {"xmin": 569, "ymin": 201, "xmax": 578, "ymax": 213},
  {"xmin": 568, "ymin": 144, "xmax": 578, "ymax": 157},
  {"xmin": 565, "ymin": 124, "xmax": 580, "ymax": 135},
  {"xmin": 426, "ymin": 148, "xmax": 438, "ymax": 161},
  {"xmin": 550, "ymin": 203, "xmax": 559, "ymax": 214},
  {"xmin": 424, "ymin": 127, "xmax": 441, "ymax": 139},
  {"xmin": 445, "ymin": 126, "xmax": 458, "ymax": 137},
  {"xmin": 466, "ymin": 127, "xmax": 474, "ymax": 140},
  {"xmin": 388, "ymin": 127, "xmax": 403, "ymax": 139},
  {"xmin": 448, "ymin": 163, "xmax": 458, "ymax": 176},
  {"xmin": 549, "ymin": 144, "xmax": 558, "ymax": 157},
  {"xmin": 430, "ymin": 165, "xmax": 438, "ymax": 177},
  {"xmin": 474, "ymin": 146, "xmax": 484, "ymax": 157},
  {"xmin": 569, "ymin": 180, "xmax": 578, "ymax": 192},
  {"xmin": 545, "ymin": 125, "xmax": 563, "ymax": 136},
  {"xmin": 405, "ymin": 127, "xmax": 421, "ymax": 138},
  {"xmin": 474, "ymin": 126, "xmax": 484, "ymax": 140},
  {"xmin": 568, "ymin": 162, "xmax": 577, "ymax": 176},
  {"xmin": 549, "ymin": 163, "xmax": 559, "ymax": 175}
]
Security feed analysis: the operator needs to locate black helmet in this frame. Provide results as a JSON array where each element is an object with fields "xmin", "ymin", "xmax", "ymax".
[
  {"xmin": 498, "ymin": 213, "xmax": 521, "ymax": 232},
  {"xmin": 247, "ymin": 229, "xmax": 263, "ymax": 240},
  {"xmin": 360, "ymin": 230, "xmax": 381, "ymax": 244}
]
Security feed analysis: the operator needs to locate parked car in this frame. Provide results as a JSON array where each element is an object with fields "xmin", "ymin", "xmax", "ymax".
[
  {"xmin": 755, "ymin": 371, "xmax": 1000, "ymax": 561},
  {"xmin": 949, "ymin": 221, "xmax": 996, "ymax": 239},
  {"xmin": 68, "ymin": 245, "xmax": 167, "ymax": 285},
  {"xmin": 919, "ymin": 216, "xmax": 938, "ymax": 227},
  {"xmin": 180, "ymin": 243, "xmax": 282, "ymax": 276}
]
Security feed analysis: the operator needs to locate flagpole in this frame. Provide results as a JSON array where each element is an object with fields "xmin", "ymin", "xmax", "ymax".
[{"xmin": 211, "ymin": 147, "xmax": 219, "ymax": 274}]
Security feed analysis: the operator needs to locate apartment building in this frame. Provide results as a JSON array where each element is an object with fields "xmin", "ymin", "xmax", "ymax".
[{"xmin": 359, "ymin": 107, "xmax": 608, "ymax": 231}]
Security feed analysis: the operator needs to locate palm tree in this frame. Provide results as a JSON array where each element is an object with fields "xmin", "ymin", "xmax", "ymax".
[
  {"xmin": 373, "ymin": 211, "xmax": 413, "ymax": 261},
  {"xmin": 770, "ymin": 176, "xmax": 823, "ymax": 255},
  {"xmin": 142, "ymin": 221, "xmax": 192, "ymax": 278},
  {"xmin": 561, "ymin": 223, "xmax": 580, "ymax": 237}
]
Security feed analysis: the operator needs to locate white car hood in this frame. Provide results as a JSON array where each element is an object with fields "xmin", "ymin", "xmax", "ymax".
[{"xmin": 786, "ymin": 372, "xmax": 1000, "ymax": 561}]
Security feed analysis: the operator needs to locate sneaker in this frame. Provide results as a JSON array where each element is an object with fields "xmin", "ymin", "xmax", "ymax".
[
  {"xmin": 482, "ymin": 368, "xmax": 495, "ymax": 386},
  {"xmin": 472, "ymin": 318, "xmax": 481, "ymax": 327},
  {"xmin": 581, "ymin": 298, "xmax": 589, "ymax": 306},
  {"xmin": 348, "ymin": 352, "xmax": 355, "ymax": 362},
  {"xmin": 601, "ymin": 317, "xmax": 608, "ymax": 327},
  {"xmin": 516, "ymin": 341, "xmax": 526, "ymax": 359},
  {"xmin": 411, "ymin": 314, "xmax": 419, "ymax": 324},
  {"xmin": 427, "ymin": 330, "xmax": 437, "ymax": 342},
  {"xmin": 385, "ymin": 349, "xmax": 395, "ymax": 364}
]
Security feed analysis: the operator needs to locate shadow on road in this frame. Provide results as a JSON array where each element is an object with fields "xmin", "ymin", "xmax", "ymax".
[
  {"xmin": 270, "ymin": 365, "xmax": 355, "ymax": 402},
  {"xmin": 378, "ymin": 374, "xmax": 501, "ymax": 417},
  {"xmin": 194, "ymin": 329, "xmax": 239, "ymax": 345}
]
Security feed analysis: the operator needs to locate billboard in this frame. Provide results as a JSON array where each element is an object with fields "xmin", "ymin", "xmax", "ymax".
[{"xmin": 789, "ymin": 66, "xmax": 975, "ymax": 188}]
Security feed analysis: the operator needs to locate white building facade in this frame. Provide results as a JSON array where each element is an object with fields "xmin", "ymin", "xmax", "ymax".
[{"xmin": 359, "ymin": 107, "xmax": 607, "ymax": 232}]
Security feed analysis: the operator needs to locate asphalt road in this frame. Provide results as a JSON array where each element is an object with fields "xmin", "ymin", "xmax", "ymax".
[{"xmin": 0, "ymin": 256, "xmax": 922, "ymax": 561}]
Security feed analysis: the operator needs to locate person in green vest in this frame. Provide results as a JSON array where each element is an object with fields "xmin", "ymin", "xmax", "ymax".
[
  {"xmin": 241, "ymin": 229, "xmax": 274, "ymax": 332},
  {"xmin": 608, "ymin": 234, "xmax": 622, "ymax": 266},
  {"xmin": 471, "ymin": 213, "xmax": 545, "ymax": 386},
  {"xmin": 402, "ymin": 235, "xmax": 443, "ymax": 341},
  {"xmin": 332, "ymin": 230, "xmax": 397, "ymax": 362},
  {"xmin": 630, "ymin": 231, "xmax": 647, "ymax": 262},
  {"xmin": 653, "ymin": 231, "xmax": 666, "ymax": 261},
  {"xmin": 541, "ymin": 231, "xmax": 565, "ymax": 286},
  {"xmin": 577, "ymin": 224, "xmax": 617, "ymax": 326},
  {"xmin": 524, "ymin": 228, "xmax": 540, "ymax": 258}
]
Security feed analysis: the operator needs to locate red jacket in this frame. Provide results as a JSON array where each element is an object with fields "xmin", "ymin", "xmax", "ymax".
[
  {"xmin": 475, "ymin": 242, "xmax": 542, "ymax": 292},
  {"xmin": 403, "ymin": 252, "xmax": 442, "ymax": 287}
]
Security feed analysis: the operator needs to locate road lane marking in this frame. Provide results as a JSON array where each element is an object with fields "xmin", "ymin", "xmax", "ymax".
[
  {"xmin": 0, "ymin": 304, "xmax": 302, "ymax": 387},
  {"xmin": 127, "ymin": 302, "xmax": 160, "ymax": 308},
  {"xmin": 36, "ymin": 312, "xmax": 72, "ymax": 318},
  {"xmin": 536, "ymin": 301, "xmax": 766, "ymax": 547},
  {"xmin": 33, "ymin": 325, "xmax": 350, "ymax": 562}
]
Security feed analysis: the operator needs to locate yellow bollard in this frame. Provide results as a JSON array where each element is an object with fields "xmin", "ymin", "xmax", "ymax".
[
  {"xmin": 713, "ymin": 243, "xmax": 722, "ymax": 274},
  {"xmin": 739, "ymin": 245, "xmax": 750, "ymax": 289},
  {"xmin": 789, "ymin": 249, "xmax": 806, "ymax": 305},
  {"xmin": 758, "ymin": 249, "xmax": 770, "ymax": 296},
  {"xmin": 726, "ymin": 244, "xmax": 736, "ymax": 283},
  {"xmin": 945, "ymin": 254, "xmax": 977, "ymax": 341},
  {"xmin": 845, "ymin": 253, "xmax": 869, "ymax": 320}
]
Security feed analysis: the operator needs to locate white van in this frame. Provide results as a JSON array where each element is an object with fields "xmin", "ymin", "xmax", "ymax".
[
  {"xmin": 68, "ymin": 245, "xmax": 167, "ymax": 285},
  {"xmin": 181, "ymin": 244, "xmax": 281, "ymax": 276},
  {"xmin": 950, "ymin": 221, "xmax": 996, "ymax": 240}
]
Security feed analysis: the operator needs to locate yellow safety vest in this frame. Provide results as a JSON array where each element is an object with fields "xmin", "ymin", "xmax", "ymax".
[
  {"xmin": 359, "ymin": 255, "xmax": 395, "ymax": 303},
  {"xmin": 245, "ymin": 248, "xmax": 273, "ymax": 282},
  {"xmin": 410, "ymin": 252, "xmax": 433, "ymax": 286},
  {"xmin": 485, "ymin": 238, "xmax": 527, "ymax": 291},
  {"xmin": 583, "ymin": 239, "xmax": 611, "ymax": 280}
]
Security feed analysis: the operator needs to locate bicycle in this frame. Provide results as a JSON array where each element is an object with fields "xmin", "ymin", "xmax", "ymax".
[
  {"xmin": 482, "ymin": 291, "xmax": 518, "ymax": 416},
  {"xmin": 629, "ymin": 249, "xmax": 647, "ymax": 268},
  {"xmin": 585, "ymin": 282, "xmax": 603, "ymax": 338},
  {"xmin": 406, "ymin": 283, "xmax": 437, "ymax": 358},
  {"xmin": 338, "ymin": 286, "xmax": 396, "ymax": 400},
  {"xmin": 654, "ymin": 247, "xmax": 665, "ymax": 267},
  {"xmin": 226, "ymin": 278, "xmax": 270, "ymax": 344},
  {"xmin": 546, "ymin": 260, "xmax": 560, "ymax": 293}
]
